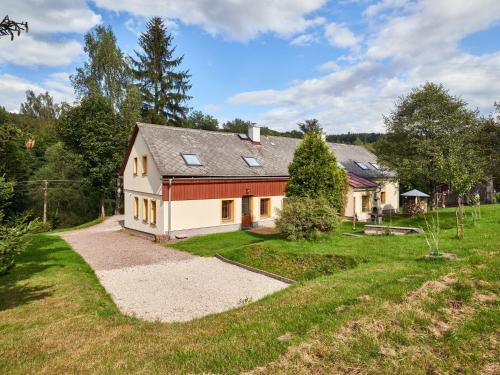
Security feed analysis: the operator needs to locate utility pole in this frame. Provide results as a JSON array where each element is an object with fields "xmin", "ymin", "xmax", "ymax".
[{"xmin": 43, "ymin": 180, "xmax": 48, "ymax": 223}]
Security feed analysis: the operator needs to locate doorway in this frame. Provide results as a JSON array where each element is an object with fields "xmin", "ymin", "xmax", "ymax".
[{"xmin": 241, "ymin": 195, "xmax": 253, "ymax": 228}]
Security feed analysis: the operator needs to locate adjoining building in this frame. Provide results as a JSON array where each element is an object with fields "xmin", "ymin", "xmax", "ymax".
[{"xmin": 120, "ymin": 123, "xmax": 399, "ymax": 239}]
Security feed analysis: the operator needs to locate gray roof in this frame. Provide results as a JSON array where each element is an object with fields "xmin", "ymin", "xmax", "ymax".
[
  {"xmin": 136, "ymin": 123, "xmax": 388, "ymax": 179},
  {"xmin": 401, "ymin": 189, "xmax": 430, "ymax": 197}
]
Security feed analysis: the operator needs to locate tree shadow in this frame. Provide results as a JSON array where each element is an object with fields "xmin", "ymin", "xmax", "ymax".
[{"xmin": 0, "ymin": 235, "xmax": 69, "ymax": 311}]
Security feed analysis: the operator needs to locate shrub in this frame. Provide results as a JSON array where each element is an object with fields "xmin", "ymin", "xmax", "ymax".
[{"xmin": 276, "ymin": 196, "xmax": 338, "ymax": 240}]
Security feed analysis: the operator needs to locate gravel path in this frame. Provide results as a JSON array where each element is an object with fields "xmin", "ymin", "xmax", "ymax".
[{"xmin": 58, "ymin": 216, "xmax": 288, "ymax": 322}]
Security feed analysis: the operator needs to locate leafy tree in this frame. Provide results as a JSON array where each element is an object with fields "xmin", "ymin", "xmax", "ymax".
[
  {"xmin": 376, "ymin": 82, "xmax": 486, "ymax": 238},
  {"xmin": 131, "ymin": 17, "xmax": 191, "ymax": 125},
  {"xmin": 185, "ymin": 110, "xmax": 219, "ymax": 131},
  {"xmin": 298, "ymin": 118, "xmax": 321, "ymax": 134},
  {"xmin": 20, "ymin": 90, "xmax": 59, "ymax": 119},
  {"xmin": 222, "ymin": 118, "xmax": 252, "ymax": 133},
  {"xmin": 71, "ymin": 25, "xmax": 130, "ymax": 110},
  {"xmin": 286, "ymin": 126, "xmax": 348, "ymax": 211},
  {"xmin": 27, "ymin": 142, "xmax": 99, "ymax": 227},
  {"xmin": 58, "ymin": 95, "xmax": 128, "ymax": 218},
  {"xmin": 0, "ymin": 106, "xmax": 10, "ymax": 124},
  {"xmin": 120, "ymin": 84, "xmax": 143, "ymax": 136}
]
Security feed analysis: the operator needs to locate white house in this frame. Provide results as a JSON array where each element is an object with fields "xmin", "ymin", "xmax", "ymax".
[{"xmin": 120, "ymin": 123, "xmax": 399, "ymax": 239}]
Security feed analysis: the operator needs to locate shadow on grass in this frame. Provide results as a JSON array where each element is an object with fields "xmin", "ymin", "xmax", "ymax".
[{"xmin": 0, "ymin": 235, "xmax": 69, "ymax": 311}]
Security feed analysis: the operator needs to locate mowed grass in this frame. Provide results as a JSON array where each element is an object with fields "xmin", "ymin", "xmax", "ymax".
[{"xmin": 0, "ymin": 205, "xmax": 499, "ymax": 374}]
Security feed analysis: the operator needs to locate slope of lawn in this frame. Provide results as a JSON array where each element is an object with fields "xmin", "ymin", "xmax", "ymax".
[{"xmin": 0, "ymin": 205, "xmax": 498, "ymax": 374}]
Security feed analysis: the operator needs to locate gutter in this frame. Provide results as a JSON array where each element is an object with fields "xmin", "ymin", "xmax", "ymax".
[
  {"xmin": 161, "ymin": 175, "xmax": 289, "ymax": 181},
  {"xmin": 167, "ymin": 177, "xmax": 173, "ymax": 239}
]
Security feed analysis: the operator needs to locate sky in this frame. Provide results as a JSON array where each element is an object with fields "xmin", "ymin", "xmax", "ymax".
[{"xmin": 1, "ymin": 0, "xmax": 499, "ymax": 134}]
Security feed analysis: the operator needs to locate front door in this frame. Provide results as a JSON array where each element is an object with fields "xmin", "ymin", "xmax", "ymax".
[{"xmin": 241, "ymin": 195, "xmax": 253, "ymax": 228}]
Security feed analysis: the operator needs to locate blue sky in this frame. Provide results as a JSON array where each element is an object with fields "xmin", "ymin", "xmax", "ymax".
[{"xmin": 1, "ymin": 0, "xmax": 499, "ymax": 134}]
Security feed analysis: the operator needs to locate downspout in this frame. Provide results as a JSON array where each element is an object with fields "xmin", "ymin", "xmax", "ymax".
[{"xmin": 167, "ymin": 178, "xmax": 173, "ymax": 239}]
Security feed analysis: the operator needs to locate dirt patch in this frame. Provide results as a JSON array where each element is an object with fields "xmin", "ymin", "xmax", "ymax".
[
  {"xmin": 250, "ymin": 226, "xmax": 280, "ymax": 235},
  {"xmin": 408, "ymin": 274, "xmax": 457, "ymax": 301},
  {"xmin": 474, "ymin": 292, "xmax": 497, "ymax": 304}
]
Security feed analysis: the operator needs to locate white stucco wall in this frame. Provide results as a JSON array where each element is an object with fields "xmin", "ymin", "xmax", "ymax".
[
  {"xmin": 377, "ymin": 180, "xmax": 400, "ymax": 213},
  {"xmin": 123, "ymin": 132, "xmax": 164, "ymax": 235}
]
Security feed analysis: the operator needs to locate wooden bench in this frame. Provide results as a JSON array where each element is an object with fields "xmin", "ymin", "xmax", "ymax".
[{"xmin": 363, "ymin": 225, "xmax": 424, "ymax": 235}]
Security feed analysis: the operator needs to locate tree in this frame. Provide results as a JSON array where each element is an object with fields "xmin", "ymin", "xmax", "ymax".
[
  {"xmin": 131, "ymin": 17, "xmax": 191, "ymax": 125},
  {"xmin": 376, "ymin": 82, "xmax": 486, "ymax": 238},
  {"xmin": 71, "ymin": 26, "xmax": 130, "ymax": 110},
  {"xmin": 0, "ymin": 15, "xmax": 28, "ymax": 40},
  {"xmin": 58, "ymin": 95, "xmax": 128, "ymax": 218},
  {"xmin": 185, "ymin": 111, "xmax": 219, "ymax": 131},
  {"xmin": 286, "ymin": 126, "xmax": 348, "ymax": 211},
  {"xmin": 120, "ymin": 84, "xmax": 143, "ymax": 136},
  {"xmin": 298, "ymin": 118, "xmax": 321, "ymax": 134},
  {"xmin": 222, "ymin": 118, "xmax": 252, "ymax": 133},
  {"xmin": 20, "ymin": 90, "xmax": 59, "ymax": 119}
]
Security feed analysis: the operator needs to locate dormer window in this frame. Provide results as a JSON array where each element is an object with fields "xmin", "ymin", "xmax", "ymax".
[
  {"xmin": 355, "ymin": 161, "xmax": 369, "ymax": 170},
  {"xmin": 181, "ymin": 153, "xmax": 202, "ymax": 166},
  {"xmin": 242, "ymin": 156, "xmax": 260, "ymax": 167}
]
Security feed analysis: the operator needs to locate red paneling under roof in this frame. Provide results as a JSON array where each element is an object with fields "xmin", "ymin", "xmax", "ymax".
[
  {"xmin": 348, "ymin": 173, "xmax": 378, "ymax": 189},
  {"xmin": 162, "ymin": 178, "xmax": 289, "ymax": 201},
  {"xmin": 161, "ymin": 174, "xmax": 376, "ymax": 201}
]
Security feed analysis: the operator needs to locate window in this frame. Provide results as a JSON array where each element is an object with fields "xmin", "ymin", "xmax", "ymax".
[
  {"xmin": 242, "ymin": 156, "xmax": 260, "ymax": 167},
  {"xmin": 221, "ymin": 200, "xmax": 234, "ymax": 222},
  {"xmin": 362, "ymin": 195, "xmax": 370, "ymax": 212},
  {"xmin": 238, "ymin": 133, "xmax": 249, "ymax": 140},
  {"xmin": 355, "ymin": 161, "xmax": 369, "ymax": 170},
  {"xmin": 260, "ymin": 198, "xmax": 271, "ymax": 218},
  {"xmin": 133, "ymin": 196, "xmax": 139, "ymax": 218},
  {"xmin": 150, "ymin": 200, "xmax": 157, "ymax": 225},
  {"xmin": 181, "ymin": 153, "xmax": 202, "ymax": 166},
  {"xmin": 337, "ymin": 161, "xmax": 345, "ymax": 169},
  {"xmin": 380, "ymin": 192, "xmax": 386, "ymax": 204},
  {"xmin": 370, "ymin": 162, "xmax": 380, "ymax": 170},
  {"xmin": 133, "ymin": 157, "xmax": 138, "ymax": 175},
  {"xmin": 142, "ymin": 155, "xmax": 148, "ymax": 175},
  {"xmin": 142, "ymin": 198, "xmax": 148, "ymax": 222}
]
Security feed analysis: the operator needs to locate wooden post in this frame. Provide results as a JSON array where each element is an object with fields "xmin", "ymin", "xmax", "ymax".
[
  {"xmin": 115, "ymin": 176, "xmax": 121, "ymax": 215},
  {"xmin": 43, "ymin": 180, "xmax": 48, "ymax": 223},
  {"xmin": 352, "ymin": 197, "xmax": 356, "ymax": 229}
]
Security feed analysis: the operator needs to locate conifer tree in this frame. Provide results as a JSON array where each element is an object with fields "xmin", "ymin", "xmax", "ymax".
[
  {"xmin": 131, "ymin": 17, "xmax": 191, "ymax": 125},
  {"xmin": 286, "ymin": 126, "xmax": 348, "ymax": 211}
]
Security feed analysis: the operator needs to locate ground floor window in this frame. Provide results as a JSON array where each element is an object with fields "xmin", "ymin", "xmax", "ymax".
[
  {"xmin": 221, "ymin": 200, "xmax": 234, "ymax": 222},
  {"xmin": 142, "ymin": 198, "xmax": 148, "ymax": 222},
  {"xmin": 150, "ymin": 200, "xmax": 157, "ymax": 225},
  {"xmin": 260, "ymin": 198, "xmax": 271, "ymax": 218},
  {"xmin": 362, "ymin": 195, "xmax": 370, "ymax": 212},
  {"xmin": 133, "ymin": 196, "xmax": 139, "ymax": 218},
  {"xmin": 380, "ymin": 191, "xmax": 386, "ymax": 204}
]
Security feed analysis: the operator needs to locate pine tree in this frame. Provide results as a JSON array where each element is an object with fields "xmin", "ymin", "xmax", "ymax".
[
  {"xmin": 286, "ymin": 127, "xmax": 348, "ymax": 211},
  {"xmin": 131, "ymin": 17, "xmax": 192, "ymax": 125}
]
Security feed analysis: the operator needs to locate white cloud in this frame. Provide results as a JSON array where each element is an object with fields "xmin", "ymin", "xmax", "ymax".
[
  {"xmin": 229, "ymin": 0, "xmax": 500, "ymax": 133},
  {"xmin": 0, "ymin": 35, "xmax": 82, "ymax": 67},
  {"xmin": 291, "ymin": 33, "xmax": 319, "ymax": 46},
  {"xmin": 363, "ymin": 0, "xmax": 409, "ymax": 17},
  {"xmin": 0, "ymin": 74, "xmax": 74, "ymax": 112},
  {"xmin": 324, "ymin": 23, "xmax": 360, "ymax": 48},
  {"xmin": 92, "ymin": 0, "xmax": 327, "ymax": 41},
  {"xmin": 3, "ymin": 0, "xmax": 101, "ymax": 34}
]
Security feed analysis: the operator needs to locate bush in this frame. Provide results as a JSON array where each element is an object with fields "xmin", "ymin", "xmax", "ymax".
[{"xmin": 276, "ymin": 196, "xmax": 339, "ymax": 240}]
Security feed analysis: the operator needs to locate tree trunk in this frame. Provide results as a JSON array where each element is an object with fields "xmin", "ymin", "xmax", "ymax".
[
  {"xmin": 99, "ymin": 194, "xmax": 106, "ymax": 219},
  {"xmin": 456, "ymin": 196, "xmax": 464, "ymax": 239}
]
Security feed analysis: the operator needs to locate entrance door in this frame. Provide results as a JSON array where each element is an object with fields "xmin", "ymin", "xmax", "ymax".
[{"xmin": 241, "ymin": 195, "xmax": 253, "ymax": 228}]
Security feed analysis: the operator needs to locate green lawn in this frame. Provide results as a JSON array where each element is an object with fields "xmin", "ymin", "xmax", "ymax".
[{"xmin": 0, "ymin": 205, "xmax": 498, "ymax": 374}]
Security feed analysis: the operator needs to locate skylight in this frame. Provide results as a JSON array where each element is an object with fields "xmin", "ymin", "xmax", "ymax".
[
  {"xmin": 181, "ymin": 153, "xmax": 202, "ymax": 166},
  {"xmin": 370, "ymin": 162, "xmax": 380, "ymax": 170},
  {"xmin": 355, "ymin": 161, "xmax": 369, "ymax": 170},
  {"xmin": 337, "ymin": 162, "xmax": 345, "ymax": 169},
  {"xmin": 238, "ymin": 133, "xmax": 249, "ymax": 140},
  {"xmin": 242, "ymin": 156, "xmax": 260, "ymax": 167}
]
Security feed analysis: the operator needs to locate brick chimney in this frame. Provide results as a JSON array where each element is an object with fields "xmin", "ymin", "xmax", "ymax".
[{"xmin": 248, "ymin": 124, "xmax": 260, "ymax": 143}]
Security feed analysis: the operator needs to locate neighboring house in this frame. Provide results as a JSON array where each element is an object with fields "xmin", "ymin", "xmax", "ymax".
[{"xmin": 120, "ymin": 123, "xmax": 399, "ymax": 239}]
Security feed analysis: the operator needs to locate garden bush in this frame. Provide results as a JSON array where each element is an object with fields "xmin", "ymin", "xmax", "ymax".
[{"xmin": 276, "ymin": 196, "xmax": 339, "ymax": 240}]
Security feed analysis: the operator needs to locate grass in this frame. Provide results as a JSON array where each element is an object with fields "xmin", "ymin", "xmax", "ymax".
[
  {"xmin": 0, "ymin": 205, "xmax": 499, "ymax": 374},
  {"xmin": 52, "ymin": 217, "xmax": 104, "ymax": 232}
]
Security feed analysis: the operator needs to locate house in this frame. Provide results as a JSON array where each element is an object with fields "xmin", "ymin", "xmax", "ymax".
[{"xmin": 120, "ymin": 123, "xmax": 399, "ymax": 239}]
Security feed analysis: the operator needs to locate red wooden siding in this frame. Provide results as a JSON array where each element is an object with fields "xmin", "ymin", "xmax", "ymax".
[{"xmin": 162, "ymin": 178, "xmax": 288, "ymax": 201}]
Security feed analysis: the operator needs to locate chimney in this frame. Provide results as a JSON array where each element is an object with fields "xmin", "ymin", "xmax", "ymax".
[{"xmin": 248, "ymin": 123, "xmax": 260, "ymax": 143}]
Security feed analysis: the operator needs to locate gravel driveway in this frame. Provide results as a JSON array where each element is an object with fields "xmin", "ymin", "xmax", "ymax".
[{"xmin": 58, "ymin": 216, "xmax": 288, "ymax": 322}]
